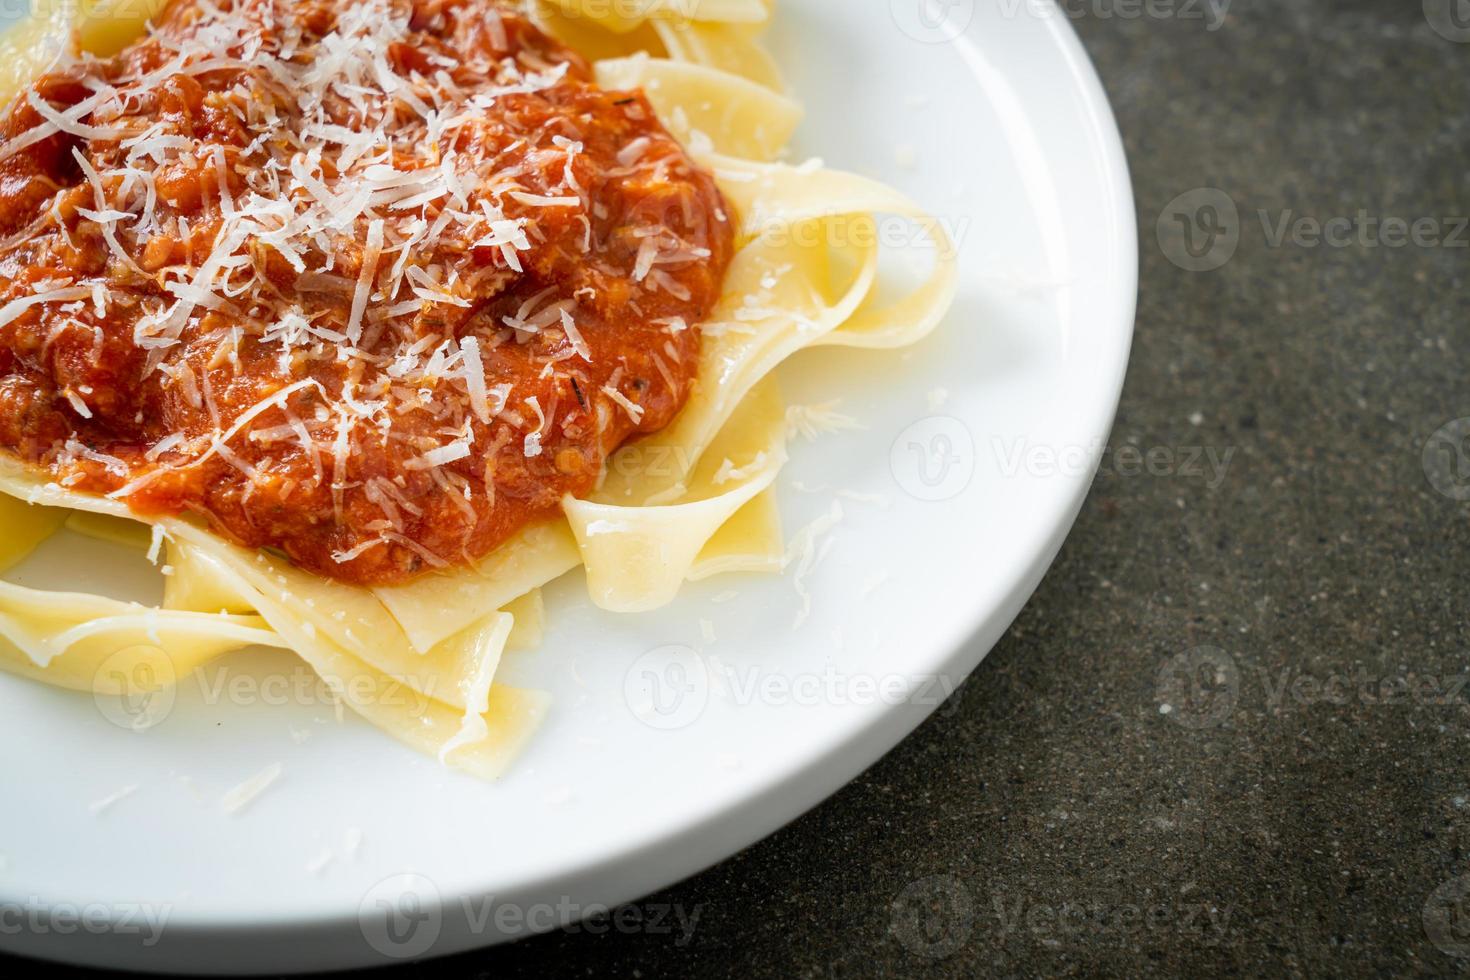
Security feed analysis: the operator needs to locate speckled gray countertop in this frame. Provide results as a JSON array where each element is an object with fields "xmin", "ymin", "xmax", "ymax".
[{"xmin": 21, "ymin": 1, "xmax": 1470, "ymax": 977}]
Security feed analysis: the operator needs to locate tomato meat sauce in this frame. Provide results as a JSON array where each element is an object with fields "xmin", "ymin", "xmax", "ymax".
[{"xmin": 0, "ymin": 0, "xmax": 732, "ymax": 585}]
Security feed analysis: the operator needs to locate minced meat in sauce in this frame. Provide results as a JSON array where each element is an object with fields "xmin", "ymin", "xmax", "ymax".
[{"xmin": 0, "ymin": 0, "xmax": 732, "ymax": 585}]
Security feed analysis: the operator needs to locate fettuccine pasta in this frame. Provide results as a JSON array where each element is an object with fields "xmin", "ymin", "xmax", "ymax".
[{"xmin": 0, "ymin": 0, "xmax": 955, "ymax": 778}]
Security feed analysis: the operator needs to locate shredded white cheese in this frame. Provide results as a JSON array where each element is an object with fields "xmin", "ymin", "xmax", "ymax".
[{"xmin": 221, "ymin": 762, "xmax": 284, "ymax": 815}]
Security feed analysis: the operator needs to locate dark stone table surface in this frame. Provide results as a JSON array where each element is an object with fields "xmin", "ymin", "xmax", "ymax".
[{"xmin": 19, "ymin": 1, "xmax": 1470, "ymax": 977}]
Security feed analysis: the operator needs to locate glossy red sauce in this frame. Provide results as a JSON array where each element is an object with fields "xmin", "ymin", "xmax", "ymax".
[{"xmin": 0, "ymin": 0, "xmax": 732, "ymax": 584}]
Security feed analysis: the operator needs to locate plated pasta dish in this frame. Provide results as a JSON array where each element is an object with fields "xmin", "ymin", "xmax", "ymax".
[{"xmin": 0, "ymin": 0, "xmax": 954, "ymax": 777}]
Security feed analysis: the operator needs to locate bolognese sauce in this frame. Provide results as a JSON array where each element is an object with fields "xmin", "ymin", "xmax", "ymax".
[{"xmin": 0, "ymin": 0, "xmax": 733, "ymax": 584}]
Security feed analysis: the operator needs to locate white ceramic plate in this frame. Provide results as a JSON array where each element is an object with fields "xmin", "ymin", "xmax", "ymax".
[{"xmin": 0, "ymin": 0, "xmax": 1135, "ymax": 972}]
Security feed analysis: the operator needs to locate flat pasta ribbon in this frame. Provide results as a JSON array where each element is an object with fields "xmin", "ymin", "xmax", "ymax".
[{"xmin": 0, "ymin": 0, "xmax": 956, "ymax": 779}]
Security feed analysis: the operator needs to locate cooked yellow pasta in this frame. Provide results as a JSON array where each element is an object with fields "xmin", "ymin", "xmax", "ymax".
[{"xmin": 0, "ymin": 0, "xmax": 955, "ymax": 778}]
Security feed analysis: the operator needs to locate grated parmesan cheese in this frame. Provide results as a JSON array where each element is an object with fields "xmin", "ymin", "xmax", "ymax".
[
  {"xmin": 0, "ymin": 0, "xmax": 726, "ymax": 582},
  {"xmin": 221, "ymin": 762, "xmax": 283, "ymax": 814}
]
